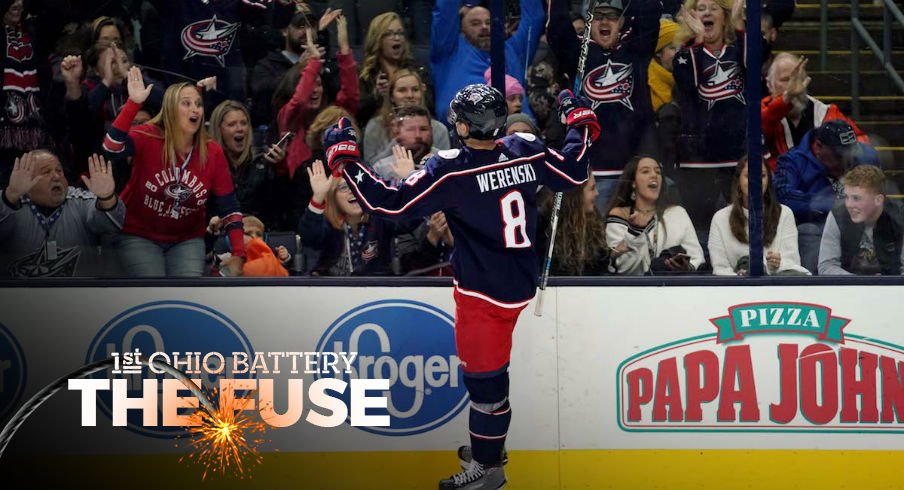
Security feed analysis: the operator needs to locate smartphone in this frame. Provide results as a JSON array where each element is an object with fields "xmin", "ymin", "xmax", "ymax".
[{"xmin": 275, "ymin": 131, "xmax": 294, "ymax": 148}]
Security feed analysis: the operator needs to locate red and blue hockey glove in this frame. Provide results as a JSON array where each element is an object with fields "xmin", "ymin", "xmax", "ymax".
[
  {"xmin": 557, "ymin": 90, "xmax": 600, "ymax": 143},
  {"xmin": 323, "ymin": 117, "xmax": 360, "ymax": 175}
]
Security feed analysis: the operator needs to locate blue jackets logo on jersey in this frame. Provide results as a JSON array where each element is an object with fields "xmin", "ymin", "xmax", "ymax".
[
  {"xmin": 584, "ymin": 59, "xmax": 635, "ymax": 110},
  {"xmin": 699, "ymin": 60, "xmax": 745, "ymax": 109},
  {"xmin": 85, "ymin": 301, "xmax": 254, "ymax": 437},
  {"xmin": 0, "ymin": 322, "xmax": 26, "ymax": 422},
  {"xmin": 180, "ymin": 16, "xmax": 238, "ymax": 67},
  {"xmin": 315, "ymin": 300, "xmax": 468, "ymax": 436}
]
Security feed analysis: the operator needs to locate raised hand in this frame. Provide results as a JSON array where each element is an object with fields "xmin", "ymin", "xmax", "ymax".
[
  {"xmin": 391, "ymin": 145, "xmax": 415, "ymax": 179},
  {"xmin": 426, "ymin": 212, "xmax": 449, "ymax": 246},
  {"xmin": 336, "ymin": 14, "xmax": 350, "ymax": 55},
  {"xmin": 303, "ymin": 27, "xmax": 323, "ymax": 62},
  {"xmin": 99, "ymin": 47, "xmax": 116, "ymax": 86},
  {"xmin": 318, "ymin": 7, "xmax": 342, "ymax": 31},
  {"xmin": 126, "ymin": 66, "xmax": 153, "ymax": 105},
  {"xmin": 60, "ymin": 55, "xmax": 83, "ymax": 86},
  {"xmin": 80, "ymin": 154, "xmax": 115, "ymax": 200},
  {"xmin": 307, "ymin": 159, "xmax": 331, "ymax": 204},
  {"xmin": 6, "ymin": 152, "xmax": 44, "ymax": 202},
  {"xmin": 731, "ymin": 0, "xmax": 746, "ymax": 32},
  {"xmin": 112, "ymin": 45, "xmax": 131, "ymax": 81},
  {"xmin": 785, "ymin": 57, "xmax": 811, "ymax": 101},
  {"xmin": 322, "ymin": 117, "xmax": 360, "ymax": 174},
  {"xmin": 680, "ymin": 6, "xmax": 705, "ymax": 41},
  {"xmin": 196, "ymin": 76, "xmax": 217, "ymax": 92},
  {"xmin": 557, "ymin": 89, "xmax": 600, "ymax": 142}
]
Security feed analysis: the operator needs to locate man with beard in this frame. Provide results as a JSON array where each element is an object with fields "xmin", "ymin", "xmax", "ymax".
[
  {"xmin": 250, "ymin": 6, "xmax": 342, "ymax": 128},
  {"xmin": 431, "ymin": 0, "xmax": 545, "ymax": 124},
  {"xmin": 0, "ymin": 151, "xmax": 124, "ymax": 277},
  {"xmin": 762, "ymin": 52, "xmax": 868, "ymax": 171},
  {"xmin": 547, "ymin": 0, "xmax": 661, "ymax": 212},
  {"xmin": 370, "ymin": 105, "xmax": 439, "ymax": 180}
]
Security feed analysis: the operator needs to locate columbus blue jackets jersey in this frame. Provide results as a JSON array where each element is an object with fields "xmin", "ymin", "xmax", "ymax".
[
  {"xmin": 148, "ymin": 0, "xmax": 286, "ymax": 100},
  {"xmin": 673, "ymin": 33, "xmax": 749, "ymax": 167},
  {"xmin": 342, "ymin": 129, "xmax": 592, "ymax": 306},
  {"xmin": 547, "ymin": 0, "xmax": 661, "ymax": 176}
]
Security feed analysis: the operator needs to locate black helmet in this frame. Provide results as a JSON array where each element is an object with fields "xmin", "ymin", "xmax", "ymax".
[{"xmin": 448, "ymin": 84, "xmax": 508, "ymax": 140}]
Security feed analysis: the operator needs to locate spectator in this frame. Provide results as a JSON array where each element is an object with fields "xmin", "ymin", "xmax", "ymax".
[
  {"xmin": 524, "ymin": 60, "xmax": 561, "ymax": 142},
  {"xmin": 430, "ymin": 0, "xmax": 544, "ymax": 124},
  {"xmin": 649, "ymin": 19, "xmax": 678, "ymax": 112},
  {"xmin": 300, "ymin": 160, "xmax": 395, "ymax": 276},
  {"xmin": 0, "ymin": 151, "xmax": 124, "ymax": 277},
  {"xmin": 209, "ymin": 100, "xmax": 287, "ymax": 228},
  {"xmin": 547, "ymin": 0, "xmax": 662, "ymax": 211},
  {"xmin": 673, "ymin": 0, "xmax": 748, "ymax": 232},
  {"xmin": 357, "ymin": 11, "xmax": 433, "ymax": 130},
  {"xmin": 538, "ymin": 170, "xmax": 611, "ymax": 275},
  {"xmin": 0, "ymin": 0, "xmax": 52, "ymax": 187},
  {"xmin": 775, "ymin": 119, "xmax": 879, "ymax": 273},
  {"xmin": 250, "ymin": 6, "xmax": 341, "ymax": 128},
  {"xmin": 708, "ymin": 155, "xmax": 809, "ymax": 275},
  {"xmin": 762, "ymin": 52, "xmax": 869, "ymax": 171},
  {"xmin": 484, "ymin": 68, "xmax": 526, "ymax": 115},
  {"xmin": 362, "ymin": 68, "xmax": 449, "ymax": 163},
  {"xmin": 818, "ymin": 166, "xmax": 904, "ymax": 276},
  {"xmin": 103, "ymin": 67, "xmax": 246, "ymax": 277},
  {"xmin": 147, "ymin": 0, "xmax": 294, "ymax": 101},
  {"xmin": 605, "ymin": 155, "xmax": 704, "ymax": 274},
  {"xmin": 371, "ymin": 105, "xmax": 439, "ymax": 180},
  {"xmin": 505, "ymin": 112, "xmax": 540, "ymax": 136},
  {"xmin": 240, "ymin": 215, "xmax": 290, "ymax": 277},
  {"xmin": 274, "ymin": 17, "xmax": 357, "ymax": 178},
  {"xmin": 87, "ymin": 16, "xmax": 130, "ymax": 51}
]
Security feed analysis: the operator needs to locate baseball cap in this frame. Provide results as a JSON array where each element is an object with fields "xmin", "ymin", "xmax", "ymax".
[
  {"xmin": 592, "ymin": 0, "xmax": 625, "ymax": 12},
  {"xmin": 815, "ymin": 120, "xmax": 862, "ymax": 161},
  {"xmin": 290, "ymin": 4, "xmax": 318, "ymax": 28}
]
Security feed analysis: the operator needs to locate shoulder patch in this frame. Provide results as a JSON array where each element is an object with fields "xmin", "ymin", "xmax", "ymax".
[
  {"xmin": 437, "ymin": 148, "xmax": 461, "ymax": 159},
  {"xmin": 513, "ymin": 132, "xmax": 537, "ymax": 142}
]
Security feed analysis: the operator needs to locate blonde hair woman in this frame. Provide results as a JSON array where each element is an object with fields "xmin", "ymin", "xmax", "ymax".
[{"xmin": 103, "ymin": 67, "xmax": 245, "ymax": 276}]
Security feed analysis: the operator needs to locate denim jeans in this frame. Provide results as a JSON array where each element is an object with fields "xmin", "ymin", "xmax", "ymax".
[{"xmin": 115, "ymin": 235, "xmax": 205, "ymax": 277}]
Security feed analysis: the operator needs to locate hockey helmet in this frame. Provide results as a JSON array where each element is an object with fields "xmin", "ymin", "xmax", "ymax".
[{"xmin": 448, "ymin": 84, "xmax": 508, "ymax": 140}]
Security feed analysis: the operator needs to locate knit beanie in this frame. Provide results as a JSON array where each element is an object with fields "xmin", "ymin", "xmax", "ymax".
[
  {"xmin": 656, "ymin": 19, "xmax": 678, "ymax": 52},
  {"xmin": 484, "ymin": 68, "xmax": 525, "ymax": 97}
]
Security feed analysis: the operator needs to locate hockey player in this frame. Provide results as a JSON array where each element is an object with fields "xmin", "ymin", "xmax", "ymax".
[
  {"xmin": 321, "ymin": 84, "xmax": 599, "ymax": 489},
  {"xmin": 547, "ymin": 0, "xmax": 662, "ymax": 211}
]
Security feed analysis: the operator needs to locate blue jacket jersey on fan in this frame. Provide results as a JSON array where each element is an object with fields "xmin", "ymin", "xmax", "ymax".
[
  {"xmin": 147, "ymin": 0, "xmax": 290, "ymax": 100},
  {"xmin": 546, "ymin": 0, "xmax": 660, "ymax": 176},
  {"xmin": 430, "ymin": 0, "xmax": 545, "ymax": 125},
  {"xmin": 673, "ymin": 32, "xmax": 749, "ymax": 167},
  {"xmin": 342, "ymin": 130, "xmax": 591, "ymax": 306}
]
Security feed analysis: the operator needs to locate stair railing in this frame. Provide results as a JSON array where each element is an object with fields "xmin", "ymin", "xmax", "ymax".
[{"xmin": 851, "ymin": 0, "xmax": 904, "ymax": 119}]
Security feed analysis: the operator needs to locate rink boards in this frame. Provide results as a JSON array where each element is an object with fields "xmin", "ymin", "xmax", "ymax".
[{"xmin": 0, "ymin": 283, "xmax": 902, "ymax": 489}]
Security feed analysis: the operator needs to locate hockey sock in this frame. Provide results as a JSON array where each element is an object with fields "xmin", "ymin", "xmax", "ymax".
[{"xmin": 469, "ymin": 398, "xmax": 511, "ymax": 466}]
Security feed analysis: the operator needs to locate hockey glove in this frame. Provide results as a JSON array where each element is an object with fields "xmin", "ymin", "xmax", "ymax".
[
  {"xmin": 323, "ymin": 117, "xmax": 361, "ymax": 175},
  {"xmin": 557, "ymin": 90, "xmax": 600, "ymax": 143}
]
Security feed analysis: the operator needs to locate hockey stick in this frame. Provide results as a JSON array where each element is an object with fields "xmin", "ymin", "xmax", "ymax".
[{"xmin": 535, "ymin": 6, "xmax": 594, "ymax": 317}]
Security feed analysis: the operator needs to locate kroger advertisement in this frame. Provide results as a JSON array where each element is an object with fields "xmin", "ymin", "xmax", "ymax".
[{"xmin": 0, "ymin": 285, "xmax": 903, "ymax": 488}]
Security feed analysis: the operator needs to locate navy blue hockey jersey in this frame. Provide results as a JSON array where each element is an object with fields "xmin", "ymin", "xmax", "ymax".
[
  {"xmin": 673, "ymin": 33, "xmax": 749, "ymax": 167},
  {"xmin": 547, "ymin": 0, "xmax": 661, "ymax": 176},
  {"xmin": 149, "ymin": 0, "xmax": 288, "ymax": 100},
  {"xmin": 342, "ymin": 129, "xmax": 592, "ymax": 306}
]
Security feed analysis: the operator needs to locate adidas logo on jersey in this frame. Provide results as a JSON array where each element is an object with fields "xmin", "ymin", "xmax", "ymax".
[{"xmin": 498, "ymin": 154, "xmax": 509, "ymax": 162}]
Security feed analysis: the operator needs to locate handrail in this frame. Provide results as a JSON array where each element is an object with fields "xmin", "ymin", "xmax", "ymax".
[{"xmin": 851, "ymin": 0, "xmax": 904, "ymax": 120}]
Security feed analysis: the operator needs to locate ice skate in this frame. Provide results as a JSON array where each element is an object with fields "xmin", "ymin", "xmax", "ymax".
[
  {"xmin": 457, "ymin": 445, "xmax": 509, "ymax": 470},
  {"xmin": 438, "ymin": 462, "xmax": 506, "ymax": 490}
]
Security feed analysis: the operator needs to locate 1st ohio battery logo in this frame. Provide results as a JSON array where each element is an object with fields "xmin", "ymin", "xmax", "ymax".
[
  {"xmin": 617, "ymin": 302, "xmax": 904, "ymax": 432},
  {"xmin": 86, "ymin": 301, "xmax": 253, "ymax": 437},
  {"xmin": 0, "ymin": 322, "xmax": 26, "ymax": 421},
  {"xmin": 316, "ymin": 300, "xmax": 467, "ymax": 436}
]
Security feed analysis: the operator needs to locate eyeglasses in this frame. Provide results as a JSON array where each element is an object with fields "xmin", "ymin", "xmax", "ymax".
[
  {"xmin": 593, "ymin": 10, "xmax": 622, "ymax": 21},
  {"xmin": 382, "ymin": 30, "xmax": 405, "ymax": 39}
]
